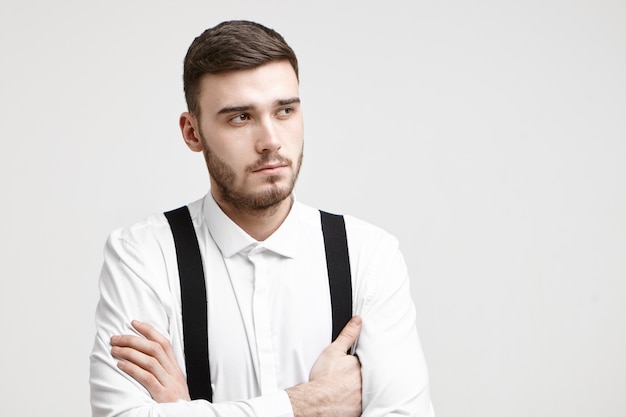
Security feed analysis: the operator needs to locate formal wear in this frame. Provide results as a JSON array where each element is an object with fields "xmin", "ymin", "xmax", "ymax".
[{"xmin": 90, "ymin": 193, "xmax": 435, "ymax": 417}]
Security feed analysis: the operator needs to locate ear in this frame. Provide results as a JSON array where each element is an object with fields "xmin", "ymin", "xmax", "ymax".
[{"xmin": 179, "ymin": 112, "xmax": 203, "ymax": 152}]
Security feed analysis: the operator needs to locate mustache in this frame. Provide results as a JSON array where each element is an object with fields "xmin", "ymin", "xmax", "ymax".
[{"xmin": 246, "ymin": 154, "xmax": 292, "ymax": 172}]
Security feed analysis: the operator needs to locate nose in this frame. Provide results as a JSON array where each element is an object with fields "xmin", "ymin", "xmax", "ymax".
[{"xmin": 255, "ymin": 116, "xmax": 281, "ymax": 154}]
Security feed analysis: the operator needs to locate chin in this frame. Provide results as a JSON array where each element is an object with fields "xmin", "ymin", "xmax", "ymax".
[{"xmin": 251, "ymin": 184, "xmax": 292, "ymax": 209}]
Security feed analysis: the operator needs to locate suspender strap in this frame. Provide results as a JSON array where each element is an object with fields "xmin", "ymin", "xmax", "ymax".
[
  {"xmin": 164, "ymin": 206, "xmax": 212, "ymax": 402},
  {"xmin": 320, "ymin": 210, "xmax": 353, "ymax": 342}
]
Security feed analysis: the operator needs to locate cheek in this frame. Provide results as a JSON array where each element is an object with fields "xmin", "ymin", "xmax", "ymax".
[
  {"xmin": 222, "ymin": 148, "xmax": 250, "ymax": 173},
  {"xmin": 207, "ymin": 132, "xmax": 250, "ymax": 164},
  {"xmin": 284, "ymin": 122, "xmax": 304, "ymax": 151}
]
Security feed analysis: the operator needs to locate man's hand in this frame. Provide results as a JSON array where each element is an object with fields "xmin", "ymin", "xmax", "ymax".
[
  {"xmin": 110, "ymin": 320, "xmax": 191, "ymax": 403},
  {"xmin": 286, "ymin": 315, "xmax": 363, "ymax": 417}
]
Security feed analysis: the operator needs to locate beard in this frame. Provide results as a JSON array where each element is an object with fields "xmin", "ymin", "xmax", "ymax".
[{"xmin": 201, "ymin": 142, "xmax": 303, "ymax": 213}]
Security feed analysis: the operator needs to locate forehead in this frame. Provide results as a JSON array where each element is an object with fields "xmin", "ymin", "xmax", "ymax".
[{"xmin": 197, "ymin": 60, "xmax": 300, "ymax": 114}]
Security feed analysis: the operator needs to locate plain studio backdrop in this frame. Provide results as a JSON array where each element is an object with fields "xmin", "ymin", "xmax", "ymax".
[{"xmin": 1, "ymin": 1, "xmax": 624, "ymax": 416}]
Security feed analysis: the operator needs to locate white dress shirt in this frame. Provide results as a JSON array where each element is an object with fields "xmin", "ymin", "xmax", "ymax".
[{"xmin": 90, "ymin": 193, "xmax": 435, "ymax": 417}]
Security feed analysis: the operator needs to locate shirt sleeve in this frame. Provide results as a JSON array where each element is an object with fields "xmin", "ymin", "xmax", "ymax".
[
  {"xmin": 89, "ymin": 227, "xmax": 295, "ymax": 417},
  {"xmin": 351, "ymin": 228, "xmax": 436, "ymax": 417}
]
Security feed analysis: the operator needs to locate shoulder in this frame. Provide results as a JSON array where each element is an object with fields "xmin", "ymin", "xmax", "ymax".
[
  {"xmin": 105, "ymin": 196, "xmax": 206, "ymax": 257},
  {"xmin": 343, "ymin": 214, "xmax": 396, "ymax": 243},
  {"xmin": 296, "ymin": 201, "xmax": 400, "ymax": 254},
  {"xmin": 342, "ymin": 214, "xmax": 401, "ymax": 266},
  {"xmin": 306, "ymin": 207, "xmax": 406, "ymax": 293},
  {"xmin": 107, "ymin": 211, "xmax": 170, "ymax": 252}
]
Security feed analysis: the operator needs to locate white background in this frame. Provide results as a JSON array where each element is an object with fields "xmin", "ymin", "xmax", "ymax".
[{"xmin": 1, "ymin": 1, "xmax": 625, "ymax": 416}]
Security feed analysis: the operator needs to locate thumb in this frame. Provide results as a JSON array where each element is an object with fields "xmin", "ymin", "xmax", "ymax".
[{"xmin": 332, "ymin": 315, "xmax": 362, "ymax": 353}]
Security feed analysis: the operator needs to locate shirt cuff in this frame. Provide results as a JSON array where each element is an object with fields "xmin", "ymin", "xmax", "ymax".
[{"xmin": 250, "ymin": 390, "xmax": 294, "ymax": 417}]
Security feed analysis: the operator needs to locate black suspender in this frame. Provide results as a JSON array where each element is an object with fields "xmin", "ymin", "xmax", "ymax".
[
  {"xmin": 163, "ymin": 206, "xmax": 212, "ymax": 402},
  {"xmin": 164, "ymin": 206, "xmax": 352, "ymax": 402},
  {"xmin": 320, "ymin": 210, "xmax": 353, "ymax": 342}
]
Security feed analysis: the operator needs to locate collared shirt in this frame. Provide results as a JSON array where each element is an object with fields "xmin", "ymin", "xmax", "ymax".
[{"xmin": 90, "ymin": 193, "xmax": 435, "ymax": 417}]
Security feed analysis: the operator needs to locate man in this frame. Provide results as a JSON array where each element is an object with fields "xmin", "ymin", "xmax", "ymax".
[{"xmin": 90, "ymin": 20, "xmax": 435, "ymax": 417}]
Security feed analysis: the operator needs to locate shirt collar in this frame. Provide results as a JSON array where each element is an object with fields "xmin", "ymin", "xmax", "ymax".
[{"xmin": 203, "ymin": 192, "xmax": 300, "ymax": 259}]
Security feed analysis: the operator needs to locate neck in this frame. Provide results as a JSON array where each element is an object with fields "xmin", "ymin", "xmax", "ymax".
[{"xmin": 212, "ymin": 193, "xmax": 293, "ymax": 241}]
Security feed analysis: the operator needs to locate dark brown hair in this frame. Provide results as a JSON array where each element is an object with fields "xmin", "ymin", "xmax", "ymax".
[{"xmin": 183, "ymin": 20, "xmax": 299, "ymax": 115}]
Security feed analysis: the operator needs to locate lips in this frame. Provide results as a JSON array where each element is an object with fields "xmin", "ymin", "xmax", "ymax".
[
  {"xmin": 252, "ymin": 163, "xmax": 289, "ymax": 176},
  {"xmin": 253, "ymin": 163, "xmax": 288, "ymax": 172},
  {"xmin": 250, "ymin": 156, "xmax": 291, "ymax": 173}
]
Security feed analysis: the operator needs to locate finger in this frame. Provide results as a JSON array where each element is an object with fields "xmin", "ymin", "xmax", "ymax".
[
  {"xmin": 115, "ymin": 329, "xmax": 185, "ymax": 385},
  {"xmin": 116, "ymin": 358, "xmax": 164, "ymax": 398},
  {"xmin": 131, "ymin": 320, "xmax": 169, "ymax": 346},
  {"xmin": 111, "ymin": 330, "xmax": 170, "ymax": 361},
  {"xmin": 112, "ymin": 344, "xmax": 171, "ymax": 385},
  {"xmin": 112, "ymin": 344, "xmax": 163, "ymax": 373},
  {"xmin": 111, "ymin": 327, "xmax": 181, "ymax": 378},
  {"xmin": 130, "ymin": 321, "xmax": 182, "ymax": 375},
  {"xmin": 110, "ymin": 336, "xmax": 169, "ymax": 374},
  {"xmin": 332, "ymin": 315, "xmax": 362, "ymax": 353},
  {"xmin": 111, "ymin": 334, "xmax": 164, "ymax": 357}
]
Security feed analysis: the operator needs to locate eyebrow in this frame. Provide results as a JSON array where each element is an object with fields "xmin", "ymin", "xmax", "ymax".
[
  {"xmin": 217, "ymin": 97, "xmax": 301, "ymax": 115},
  {"xmin": 277, "ymin": 97, "xmax": 301, "ymax": 106}
]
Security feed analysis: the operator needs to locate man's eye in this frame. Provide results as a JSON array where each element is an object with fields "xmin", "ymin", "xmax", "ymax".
[
  {"xmin": 277, "ymin": 107, "xmax": 293, "ymax": 118},
  {"xmin": 230, "ymin": 114, "xmax": 250, "ymax": 124}
]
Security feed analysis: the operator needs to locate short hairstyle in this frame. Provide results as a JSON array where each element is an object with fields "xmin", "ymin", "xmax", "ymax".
[{"xmin": 183, "ymin": 20, "xmax": 299, "ymax": 115}]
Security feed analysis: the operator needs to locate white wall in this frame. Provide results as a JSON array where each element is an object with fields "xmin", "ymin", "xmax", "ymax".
[{"xmin": 1, "ymin": 1, "xmax": 624, "ymax": 416}]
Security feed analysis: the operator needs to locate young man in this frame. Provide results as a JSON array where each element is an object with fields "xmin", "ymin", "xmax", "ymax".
[{"xmin": 90, "ymin": 20, "xmax": 435, "ymax": 417}]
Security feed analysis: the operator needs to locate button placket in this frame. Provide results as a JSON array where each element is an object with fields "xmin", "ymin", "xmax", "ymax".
[{"xmin": 248, "ymin": 246, "xmax": 279, "ymax": 394}]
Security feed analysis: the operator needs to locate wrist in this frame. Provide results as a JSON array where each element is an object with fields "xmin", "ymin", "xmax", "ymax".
[{"xmin": 286, "ymin": 381, "xmax": 329, "ymax": 417}]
